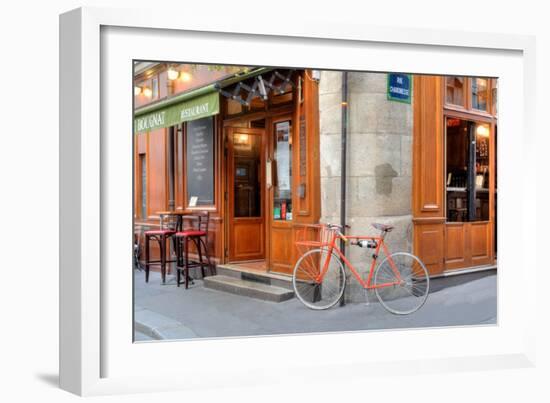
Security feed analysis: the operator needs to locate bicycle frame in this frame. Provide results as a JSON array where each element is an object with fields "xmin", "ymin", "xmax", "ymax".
[{"xmin": 316, "ymin": 230, "xmax": 402, "ymax": 289}]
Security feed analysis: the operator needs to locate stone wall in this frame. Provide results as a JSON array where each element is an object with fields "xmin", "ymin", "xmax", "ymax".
[{"xmin": 319, "ymin": 71, "xmax": 413, "ymax": 302}]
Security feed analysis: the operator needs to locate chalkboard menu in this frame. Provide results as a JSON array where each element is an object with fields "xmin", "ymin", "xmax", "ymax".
[{"xmin": 186, "ymin": 117, "xmax": 214, "ymax": 205}]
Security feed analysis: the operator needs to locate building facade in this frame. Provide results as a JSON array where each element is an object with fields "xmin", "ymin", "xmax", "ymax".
[
  {"xmin": 134, "ymin": 63, "xmax": 497, "ymax": 300},
  {"xmin": 319, "ymin": 71, "xmax": 414, "ymax": 300},
  {"xmin": 134, "ymin": 63, "xmax": 321, "ymax": 276}
]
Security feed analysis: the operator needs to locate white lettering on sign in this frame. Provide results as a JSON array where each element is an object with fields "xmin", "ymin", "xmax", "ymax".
[
  {"xmin": 180, "ymin": 102, "xmax": 210, "ymax": 120},
  {"xmin": 396, "ymin": 76, "xmax": 404, "ymax": 84},
  {"xmin": 389, "ymin": 86, "xmax": 409, "ymax": 96},
  {"xmin": 136, "ymin": 111, "xmax": 166, "ymax": 132}
]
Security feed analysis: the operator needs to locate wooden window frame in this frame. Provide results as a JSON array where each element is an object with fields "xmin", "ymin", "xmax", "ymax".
[
  {"xmin": 444, "ymin": 75, "xmax": 468, "ymax": 110},
  {"xmin": 444, "ymin": 76, "xmax": 497, "ymax": 119}
]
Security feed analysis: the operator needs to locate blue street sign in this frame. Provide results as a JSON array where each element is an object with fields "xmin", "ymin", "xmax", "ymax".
[{"xmin": 387, "ymin": 73, "xmax": 412, "ymax": 103}]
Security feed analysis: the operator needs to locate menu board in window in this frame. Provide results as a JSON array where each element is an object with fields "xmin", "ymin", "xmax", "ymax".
[{"xmin": 186, "ymin": 117, "xmax": 214, "ymax": 205}]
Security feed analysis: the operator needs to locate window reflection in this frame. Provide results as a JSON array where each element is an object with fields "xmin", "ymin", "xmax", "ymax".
[
  {"xmin": 273, "ymin": 121, "xmax": 292, "ymax": 220},
  {"xmin": 471, "ymin": 77, "xmax": 489, "ymax": 111},
  {"xmin": 445, "ymin": 76, "xmax": 465, "ymax": 106},
  {"xmin": 233, "ymin": 133, "xmax": 261, "ymax": 218}
]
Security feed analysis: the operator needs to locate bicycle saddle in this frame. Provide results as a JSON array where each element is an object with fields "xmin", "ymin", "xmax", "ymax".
[{"xmin": 372, "ymin": 223, "xmax": 394, "ymax": 232}]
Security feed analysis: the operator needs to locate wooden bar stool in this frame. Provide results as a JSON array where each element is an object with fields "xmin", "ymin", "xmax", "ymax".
[
  {"xmin": 174, "ymin": 211, "xmax": 213, "ymax": 289},
  {"xmin": 144, "ymin": 215, "xmax": 179, "ymax": 284}
]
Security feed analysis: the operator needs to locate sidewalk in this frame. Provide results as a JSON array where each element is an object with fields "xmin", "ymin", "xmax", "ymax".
[{"xmin": 134, "ymin": 269, "xmax": 497, "ymax": 341}]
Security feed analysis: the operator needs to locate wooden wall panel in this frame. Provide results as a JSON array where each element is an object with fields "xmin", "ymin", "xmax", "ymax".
[
  {"xmin": 293, "ymin": 70, "xmax": 321, "ymax": 223},
  {"xmin": 412, "ymin": 75, "xmax": 445, "ymax": 275},
  {"xmin": 470, "ymin": 222, "xmax": 492, "ymax": 266},
  {"xmin": 270, "ymin": 223, "xmax": 294, "ymax": 274},
  {"xmin": 445, "ymin": 224, "xmax": 468, "ymax": 269},
  {"xmin": 414, "ymin": 222, "xmax": 445, "ymax": 275},
  {"xmin": 413, "ymin": 75, "xmax": 444, "ymax": 217},
  {"xmin": 147, "ymin": 128, "xmax": 168, "ymax": 219},
  {"xmin": 232, "ymin": 221, "xmax": 264, "ymax": 260},
  {"xmin": 174, "ymin": 126, "xmax": 185, "ymax": 210}
]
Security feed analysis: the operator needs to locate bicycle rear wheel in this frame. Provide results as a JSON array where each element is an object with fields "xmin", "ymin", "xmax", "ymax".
[
  {"xmin": 292, "ymin": 248, "xmax": 346, "ymax": 310},
  {"xmin": 374, "ymin": 252, "xmax": 429, "ymax": 315}
]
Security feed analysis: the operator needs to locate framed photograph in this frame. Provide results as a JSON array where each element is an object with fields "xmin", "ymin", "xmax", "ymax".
[{"xmin": 60, "ymin": 6, "xmax": 536, "ymax": 396}]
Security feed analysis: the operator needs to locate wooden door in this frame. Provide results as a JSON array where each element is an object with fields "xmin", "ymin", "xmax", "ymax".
[
  {"xmin": 227, "ymin": 127, "xmax": 266, "ymax": 261},
  {"xmin": 268, "ymin": 117, "xmax": 295, "ymax": 274}
]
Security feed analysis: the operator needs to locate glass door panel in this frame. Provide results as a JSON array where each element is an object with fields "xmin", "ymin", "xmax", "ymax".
[
  {"xmin": 273, "ymin": 120, "xmax": 292, "ymax": 221},
  {"xmin": 474, "ymin": 123, "xmax": 490, "ymax": 221},
  {"xmin": 233, "ymin": 132, "xmax": 261, "ymax": 218}
]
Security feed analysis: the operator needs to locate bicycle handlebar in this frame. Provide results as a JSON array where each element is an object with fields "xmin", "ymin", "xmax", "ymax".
[{"xmin": 326, "ymin": 223, "xmax": 351, "ymax": 230}]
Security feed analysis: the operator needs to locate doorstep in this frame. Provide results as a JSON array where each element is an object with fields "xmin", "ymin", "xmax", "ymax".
[
  {"xmin": 216, "ymin": 263, "xmax": 294, "ymax": 290},
  {"xmin": 206, "ymin": 263, "xmax": 295, "ymax": 302}
]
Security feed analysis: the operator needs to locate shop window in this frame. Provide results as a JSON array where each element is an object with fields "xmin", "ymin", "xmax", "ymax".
[
  {"xmin": 140, "ymin": 154, "xmax": 147, "ymax": 218},
  {"xmin": 445, "ymin": 76, "xmax": 466, "ymax": 107},
  {"xmin": 446, "ymin": 118, "xmax": 490, "ymax": 222},
  {"xmin": 471, "ymin": 77, "xmax": 489, "ymax": 112},
  {"xmin": 273, "ymin": 120, "xmax": 292, "ymax": 221}
]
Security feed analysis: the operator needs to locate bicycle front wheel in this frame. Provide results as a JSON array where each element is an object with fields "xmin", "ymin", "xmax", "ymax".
[
  {"xmin": 292, "ymin": 248, "xmax": 346, "ymax": 310},
  {"xmin": 374, "ymin": 252, "xmax": 429, "ymax": 315}
]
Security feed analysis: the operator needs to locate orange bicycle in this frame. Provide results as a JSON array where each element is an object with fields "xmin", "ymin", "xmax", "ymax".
[{"xmin": 293, "ymin": 223, "xmax": 429, "ymax": 314}]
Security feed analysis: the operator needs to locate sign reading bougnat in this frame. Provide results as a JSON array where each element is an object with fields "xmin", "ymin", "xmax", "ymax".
[
  {"xmin": 134, "ymin": 92, "xmax": 220, "ymax": 133},
  {"xmin": 136, "ymin": 111, "xmax": 166, "ymax": 132}
]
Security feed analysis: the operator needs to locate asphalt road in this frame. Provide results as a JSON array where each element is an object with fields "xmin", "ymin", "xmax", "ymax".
[{"xmin": 134, "ymin": 269, "xmax": 496, "ymax": 340}]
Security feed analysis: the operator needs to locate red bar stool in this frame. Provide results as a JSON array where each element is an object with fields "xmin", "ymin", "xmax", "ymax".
[
  {"xmin": 144, "ymin": 215, "xmax": 178, "ymax": 284},
  {"xmin": 174, "ymin": 211, "xmax": 213, "ymax": 289}
]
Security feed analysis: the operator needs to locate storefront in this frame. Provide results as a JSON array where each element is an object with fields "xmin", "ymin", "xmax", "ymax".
[
  {"xmin": 134, "ymin": 64, "xmax": 320, "ymax": 275},
  {"xmin": 412, "ymin": 75, "xmax": 497, "ymax": 275},
  {"xmin": 135, "ymin": 64, "xmax": 497, "ymax": 280}
]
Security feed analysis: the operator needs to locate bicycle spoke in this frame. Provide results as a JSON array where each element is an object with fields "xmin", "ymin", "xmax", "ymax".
[
  {"xmin": 374, "ymin": 252, "xmax": 429, "ymax": 315},
  {"xmin": 293, "ymin": 249, "xmax": 345, "ymax": 310}
]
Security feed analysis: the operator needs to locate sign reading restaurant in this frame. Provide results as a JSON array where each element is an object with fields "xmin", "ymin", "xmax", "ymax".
[
  {"xmin": 134, "ymin": 91, "xmax": 220, "ymax": 133},
  {"xmin": 180, "ymin": 102, "xmax": 211, "ymax": 120}
]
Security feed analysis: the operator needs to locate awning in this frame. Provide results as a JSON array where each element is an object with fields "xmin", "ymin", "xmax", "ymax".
[
  {"xmin": 134, "ymin": 90, "xmax": 219, "ymax": 133},
  {"xmin": 133, "ymin": 67, "xmax": 277, "ymax": 133}
]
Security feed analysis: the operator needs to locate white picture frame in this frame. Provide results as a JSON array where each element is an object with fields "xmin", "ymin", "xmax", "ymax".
[{"xmin": 59, "ymin": 6, "xmax": 537, "ymax": 396}]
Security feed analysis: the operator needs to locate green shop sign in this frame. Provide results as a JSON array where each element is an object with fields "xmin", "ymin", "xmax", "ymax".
[{"xmin": 134, "ymin": 91, "xmax": 219, "ymax": 133}]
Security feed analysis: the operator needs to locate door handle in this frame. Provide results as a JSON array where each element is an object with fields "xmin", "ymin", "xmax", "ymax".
[{"xmin": 266, "ymin": 159, "xmax": 272, "ymax": 189}]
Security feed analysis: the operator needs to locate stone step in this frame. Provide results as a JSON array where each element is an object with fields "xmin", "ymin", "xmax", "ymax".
[
  {"xmin": 203, "ymin": 275, "xmax": 295, "ymax": 302},
  {"xmin": 216, "ymin": 264, "xmax": 294, "ymax": 290}
]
